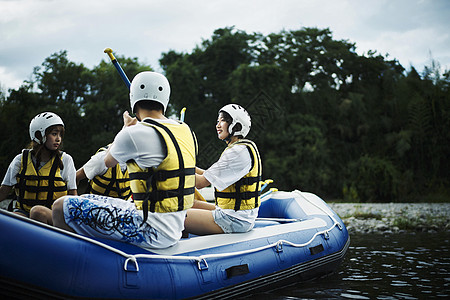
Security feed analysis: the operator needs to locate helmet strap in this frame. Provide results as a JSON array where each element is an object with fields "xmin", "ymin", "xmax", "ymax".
[
  {"xmin": 224, "ymin": 134, "xmax": 232, "ymax": 143},
  {"xmin": 223, "ymin": 128, "xmax": 235, "ymax": 144}
]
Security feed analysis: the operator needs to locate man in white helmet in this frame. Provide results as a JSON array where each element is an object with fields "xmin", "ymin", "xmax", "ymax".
[
  {"xmin": 184, "ymin": 104, "xmax": 262, "ymax": 235},
  {"xmin": 53, "ymin": 71, "xmax": 197, "ymax": 249}
]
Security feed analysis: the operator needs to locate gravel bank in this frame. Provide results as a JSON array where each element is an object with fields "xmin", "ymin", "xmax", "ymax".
[{"xmin": 328, "ymin": 202, "xmax": 450, "ymax": 234}]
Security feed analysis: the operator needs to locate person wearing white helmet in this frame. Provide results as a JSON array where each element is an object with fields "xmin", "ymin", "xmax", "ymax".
[
  {"xmin": 53, "ymin": 71, "xmax": 197, "ymax": 249},
  {"xmin": 0, "ymin": 112, "xmax": 77, "ymax": 224},
  {"xmin": 184, "ymin": 104, "xmax": 262, "ymax": 235}
]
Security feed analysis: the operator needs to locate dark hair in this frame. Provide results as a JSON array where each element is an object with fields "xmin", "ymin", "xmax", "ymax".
[
  {"xmin": 219, "ymin": 111, "xmax": 232, "ymax": 124},
  {"xmin": 27, "ymin": 125, "xmax": 65, "ymax": 170},
  {"xmin": 135, "ymin": 100, "xmax": 164, "ymax": 112},
  {"xmin": 219, "ymin": 111, "xmax": 243, "ymax": 138}
]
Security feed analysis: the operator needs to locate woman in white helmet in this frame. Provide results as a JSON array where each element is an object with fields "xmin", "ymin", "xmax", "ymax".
[
  {"xmin": 184, "ymin": 104, "xmax": 262, "ymax": 235},
  {"xmin": 0, "ymin": 112, "xmax": 77, "ymax": 224},
  {"xmin": 53, "ymin": 71, "xmax": 198, "ymax": 249}
]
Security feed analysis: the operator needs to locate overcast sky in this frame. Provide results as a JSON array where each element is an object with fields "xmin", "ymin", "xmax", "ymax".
[{"xmin": 1, "ymin": 0, "xmax": 449, "ymax": 93}]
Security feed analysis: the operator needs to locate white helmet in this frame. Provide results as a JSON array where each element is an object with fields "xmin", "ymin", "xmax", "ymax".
[
  {"xmin": 219, "ymin": 104, "xmax": 251, "ymax": 138},
  {"xmin": 129, "ymin": 71, "xmax": 170, "ymax": 113},
  {"xmin": 29, "ymin": 112, "xmax": 64, "ymax": 144}
]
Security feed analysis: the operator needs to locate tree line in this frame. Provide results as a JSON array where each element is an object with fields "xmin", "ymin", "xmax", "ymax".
[{"xmin": 1, "ymin": 27, "xmax": 449, "ymax": 202}]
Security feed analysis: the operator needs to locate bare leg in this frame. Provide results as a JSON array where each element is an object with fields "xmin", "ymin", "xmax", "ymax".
[
  {"xmin": 191, "ymin": 199, "xmax": 216, "ymax": 210},
  {"xmin": 52, "ymin": 197, "xmax": 76, "ymax": 233},
  {"xmin": 184, "ymin": 208, "xmax": 224, "ymax": 235},
  {"xmin": 30, "ymin": 205, "xmax": 53, "ymax": 225},
  {"xmin": 13, "ymin": 211, "xmax": 28, "ymax": 218}
]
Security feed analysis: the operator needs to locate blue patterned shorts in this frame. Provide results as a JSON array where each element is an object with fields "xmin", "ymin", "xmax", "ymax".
[{"xmin": 63, "ymin": 194, "xmax": 172, "ymax": 248}]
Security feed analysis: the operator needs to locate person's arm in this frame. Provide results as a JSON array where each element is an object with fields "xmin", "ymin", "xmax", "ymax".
[
  {"xmin": 202, "ymin": 145, "xmax": 252, "ymax": 191},
  {"xmin": 81, "ymin": 151, "xmax": 108, "ymax": 180},
  {"xmin": 104, "ymin": 151, "xmax": 119, "ymax": 169},
  {"xmin": 61, "ymin": 153, "xmax": 78, "ymax": 193},
  {"xmin": 104, "ymin": 111, "xmax": 136, "ymax": 168},
  {"xmin": 76, "ymin": 168, "xmax": 87, "ymax": 186},
  {"xmin": 1, "ymin": 154, "xmax": 22, "ymax": 201},
  {"xmin": 195, "ymin": 173, "xmax": 211, "ymax": 189},
  {"xmin": 0, "ymin": 185, "xmax": 13, "ymax": 202},
  {"xmin": 67, "ymin": 189, "xmax": 77, "ymax": 196},
  {"xmin": 122, "ymin": 111, "xmax": 137, "ymax": 128},
  {"xmin": 196, "ymin": 167, "xmax": 205, "ymax": 175}
]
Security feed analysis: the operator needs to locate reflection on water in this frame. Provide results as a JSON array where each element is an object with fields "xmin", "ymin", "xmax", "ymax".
[{"xmin": 249, "ymin": 232, "xmax": 450, "ymax": 299}]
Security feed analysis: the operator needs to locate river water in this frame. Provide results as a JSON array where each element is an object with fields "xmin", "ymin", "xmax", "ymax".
[{"xmin": 248, "ymin": 232, "xmax": 450, "ymax": 299}]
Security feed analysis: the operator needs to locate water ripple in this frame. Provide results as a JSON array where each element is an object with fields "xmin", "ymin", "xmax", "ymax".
[{"xmin": 245, "ymin": 232, "xmax": 450, "ymax": 299}]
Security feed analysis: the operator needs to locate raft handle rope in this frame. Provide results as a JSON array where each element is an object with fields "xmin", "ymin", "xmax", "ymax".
[
  {"xmin": 124, "ymin": 256, "xmax": 139, "ymax": 272},
  {"xmin": 255, "ymin": 217, "xmax": 302, "ymax": 223},
  {"xmin": 197, "ymin": 258, "xmax": 209, "ymax": 271},
  {"xmin": 24, "ymin": 190, "xmax": 343, "ymax": 273},
  {"xmin": 128, "ymin": 222, "xmax": 342, "ymax": 272},
  {"xmin": 46, "ymin": 218, "xmax": 341, "ymax": 272},
  {"xmin": 295, "ymin": 190, "xmax": 343, "ymax": 230}
]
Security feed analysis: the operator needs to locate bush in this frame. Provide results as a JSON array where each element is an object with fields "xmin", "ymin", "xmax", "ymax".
[{"xmin": 343, "ymin": 155, "xmax": 401, "ymax": 202}]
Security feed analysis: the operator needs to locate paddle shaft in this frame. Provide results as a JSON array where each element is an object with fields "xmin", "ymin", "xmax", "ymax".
[
  {"xmin": 103, "ymin": 49, "xmax": 203, "ymax": 201},
  {"xmin": 104, "ymin": 48, "xmax": 131, "ymax": 89}
]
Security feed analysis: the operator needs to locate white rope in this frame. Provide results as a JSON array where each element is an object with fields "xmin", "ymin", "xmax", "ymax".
[
  {"xmin": 295, "ymin": 191, "xmax": 343, "ymax": 229},
  {"xmin": 54, "ymin": 192, "xmax": 343, "ymax": 271},
  {"xmin": 71, "ymin": 220, "xmax": 341, "ymax": 272},
  {"xmin": 255, "ymin": 217, "xmax": 301, "ymax": 222}
]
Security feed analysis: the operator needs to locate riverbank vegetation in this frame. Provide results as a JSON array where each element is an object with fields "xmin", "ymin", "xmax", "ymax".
[{"xmin": 1, "ymin": 27, "xmax": 448, "ymax": 202}]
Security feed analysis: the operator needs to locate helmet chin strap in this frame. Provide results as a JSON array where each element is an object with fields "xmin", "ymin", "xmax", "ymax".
[
  {"xmin": 223, "ymin": 128, "xmax": 235, "ymax": 143},
  {"xmin": 223, "ymin": 134, "xmax": 232, "ymax": 143}
]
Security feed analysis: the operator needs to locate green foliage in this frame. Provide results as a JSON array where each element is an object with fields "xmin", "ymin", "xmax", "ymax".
[
  {"xmin": 1, "ymin": 27, "xmax": 449, "ymax": 202},
  {"xmin": 0, "ymin": 50, "xmax": 151, "ymax": 173},
  {"xmin": 343, "ymin": 155, "xmax": 401, "ymax": 202},
  {"xmin": 264, "ymin": 114, "xmax": 332, "ymax": 193}
]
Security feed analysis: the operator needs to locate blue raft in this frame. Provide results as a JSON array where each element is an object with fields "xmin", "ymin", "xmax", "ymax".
[{"xmin": 0, "ymin": 190, "xmax": 349, "ymax": 299}]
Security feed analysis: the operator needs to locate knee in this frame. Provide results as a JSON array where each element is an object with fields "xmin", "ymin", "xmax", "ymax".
[
  {"xmin": 53, "ymin": 197, "xmax": 64, "ymax": 213},
  {"xmin": 30, "ymin": 205, "xmax": 52, "ymax": 224},
  {"xmin": 52, "ymin": 197, "xmax": 66, "ymax": 224}
]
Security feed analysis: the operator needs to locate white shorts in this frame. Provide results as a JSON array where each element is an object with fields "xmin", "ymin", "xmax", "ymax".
[
  {"xmin": 63, "ymin": 194, "xmax": 174, "ymax": 248},
  {"xmin": 212, "ymin": 207, "xmax": 255, "ymax": 233}
]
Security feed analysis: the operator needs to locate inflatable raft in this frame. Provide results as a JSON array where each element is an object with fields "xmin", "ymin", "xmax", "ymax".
[{"xmin": 0, "ymin": 190, "xmax": 349, "ymax": 299}]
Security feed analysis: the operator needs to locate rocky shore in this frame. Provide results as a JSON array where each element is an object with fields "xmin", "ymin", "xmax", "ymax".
[{"xmin": 328, "ymin": 202, "xmax": 450, "ymax": 234}]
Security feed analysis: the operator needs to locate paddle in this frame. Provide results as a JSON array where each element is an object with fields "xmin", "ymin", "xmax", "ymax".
[
  {"xmin": 177, "ymin": 106, "xmax": 207, "ymax": 202},
  {"xmin": 104, "ymin": 48, "xmax": 131, "ymax": 88},
  {"xmin": 104, "ymin": 48, "xmax": 205, "ymax": 203},
  {"xmin": 260, "ymin": 179, "xmax": 273, "ymax": 193}
]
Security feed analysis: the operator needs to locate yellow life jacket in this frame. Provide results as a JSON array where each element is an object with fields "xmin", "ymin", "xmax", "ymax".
[
  {"xmin": 15, "ymin": 150, "xmax": 68, "ymax": 212},
  {"xmin": 86, "ymin": 146, "xmax": 131, "ymax": 200},
  {"xmin": 127, "ymin": 119, "xmax": 197, "ymax": 215},
  {"xmin": 214, "ymin": 139, "xmax": 262, "ymax": 211}
]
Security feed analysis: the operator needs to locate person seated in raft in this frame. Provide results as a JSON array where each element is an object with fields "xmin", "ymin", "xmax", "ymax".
[
  {"xmin": 0, "ymin": 112, "xmax": 77, "ymax": 224},
  {"xmin": 76, "ymin": 144, "xmax": 131, "ymax": 200},
  {"xmin": 184, "ymin": 104, "xmax": 262, "ymax": 235},
  {"xmin": 52, "ymin": 71, "xmax": 197, "ymax": 249}
]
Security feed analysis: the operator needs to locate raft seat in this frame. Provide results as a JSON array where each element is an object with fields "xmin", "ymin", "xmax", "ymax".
[{"xmin": 253, "ymin": 220, "xmax": 280, "ymax": 228}]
